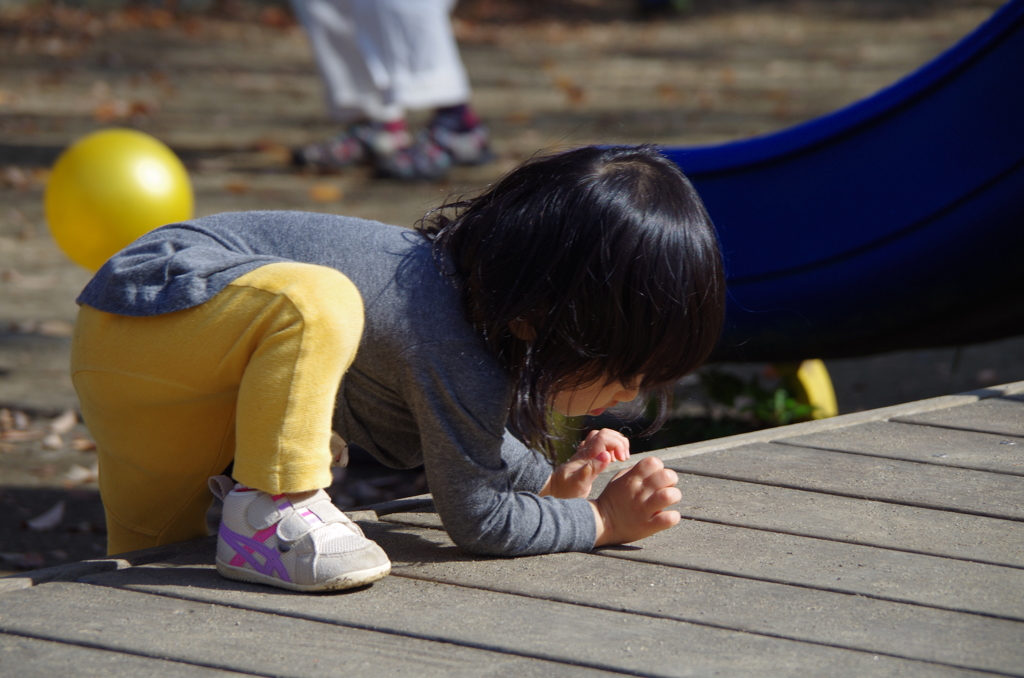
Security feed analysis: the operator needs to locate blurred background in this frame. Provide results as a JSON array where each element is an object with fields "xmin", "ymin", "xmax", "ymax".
[{"xmin": 2, "ymin": 0, "xmax": 1020, "ymax": 572}]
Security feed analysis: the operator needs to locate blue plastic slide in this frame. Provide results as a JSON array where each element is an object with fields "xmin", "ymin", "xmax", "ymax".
[{"xmin": 664, "ymin": 0, "xmax": 1024, "ymax": 361}]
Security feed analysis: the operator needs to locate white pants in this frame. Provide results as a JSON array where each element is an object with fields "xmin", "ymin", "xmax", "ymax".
[{"xmin": 290, "ymin": 0, "xmax": 470, "ymax": 123}]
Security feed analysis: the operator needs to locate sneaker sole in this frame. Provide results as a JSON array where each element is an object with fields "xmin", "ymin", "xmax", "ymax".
[{"xmin": 216, "ymin": 558, "xmax": 391, "ymax": 592}]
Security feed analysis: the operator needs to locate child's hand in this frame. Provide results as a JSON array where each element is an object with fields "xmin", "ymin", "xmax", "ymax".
[
  {"xmin": 540, "ymin": 428, "xmax": 630, "ymax": 499},
  {"xmin": 590, "ymin": 456, "xmax": 681, "ymax": 546}
]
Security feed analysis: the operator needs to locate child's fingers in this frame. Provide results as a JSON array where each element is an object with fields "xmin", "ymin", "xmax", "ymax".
[
  {"xmin": 605, "ymin": 455, "xmax": 659, "ymax": 491},
  {"xmin": 649, "ymin": 509, "xmax": 681, "ymax": 531},
  {"xmin": 549, "ymin": 449, "xmax": 612, "ymax": 499},
  {"xmin": 643, "ymin": 467, "xmax": 679, "ymax": 492},
  {"xmin": 630, "ymin": 455, "xmax": 668, "ymax": 482},
  {"xmin": 577, "ymin": 429, "xmax": 600, "ymax": 450},
  {"xmin": 644, "ymin": 486, "xmax": 682, "ymax": 513},
  {"xmin": 564, "ymin": 447, "xmax": 610, "ymax": 473},
  {"xmin": 570, "ymin": 430, "xmax": 604, "ymax": 462},
  {"xmin": 620, "ymin": 459, "xmax": 679, "ymax": 507},
  {"xmin": 574, "ymin": 451, "xmax": 611, "ymax": 482},
  {"xmin": 595, "ymin": 428, "xmax": 630, "ymax": 462},
  {"xmin": 576, "ymin": 428, "xmax": 630, "ymax": 463}
]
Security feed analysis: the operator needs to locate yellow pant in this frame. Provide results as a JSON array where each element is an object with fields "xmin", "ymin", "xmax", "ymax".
[{"xmin": 71, "ymin": 262, "xmax": 364, "ymax": 556}]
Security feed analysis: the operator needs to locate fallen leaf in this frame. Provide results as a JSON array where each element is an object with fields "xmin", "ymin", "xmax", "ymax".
[
  {"xmin": 260, "ymin": 6, "xmax": 294, "ymax": 28},
  {"xmin": 1, "ymin": 166, "xmax": 31, "ymax": 190},
  {"xmin": 309, "ymin": 183, "xmax": 343, "ymax": 203},
  {"xmin": 41, "ymin": 432, "xmax": 64, "ymax": 450},
  {"xmin": 656, "ymin": 84, "xmax": 681, "ymax": 103},
  {"xmin": 64, "ymin": 463, "xmax": 98, "ymax": 487},
  {"xmin": 93, "ymin": 99, "xmax": 130, "ymax": 123},
  {"xmin": 224, "ymin": 180, "xmax": 250, "ymax": 195},
  {"xmin": 92, "ymin": 98, "xmax": 152, "ymax": 122},
  {"xmin": 71, "ymin": 436, "xmax": 97, "ymax": 452},
  {"xmin": 26, "ymin": 501, "xmax": 65, "ymax": 531},
  {"xmin": 553, "ymin": 75, "xmax": 586, "ymax": 107},
  {"xmin": 255, "ymin": 139, "xmax": 293, "ymax": 165},
  {"xmin": 37, "ymin": 319, "xmax": 74, "ymax": 337},
  {"xmin": 49, "ymin": 409, "xmax": 77, "ymax": 435},
  {"xmin": 128, "ymin": 100, "xmax": 157, "ymax": 117}
]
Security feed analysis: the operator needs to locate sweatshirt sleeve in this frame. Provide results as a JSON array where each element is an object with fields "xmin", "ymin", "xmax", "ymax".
[
  {"xmin": 398, "ymin": 341, "xmax": 597, "ymax": 557},
  {"xmin": 500, "ymin": 431, "xmax": 554, "ymax": 494}
]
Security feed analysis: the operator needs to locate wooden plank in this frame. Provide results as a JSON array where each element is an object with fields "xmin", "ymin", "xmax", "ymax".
[
  {"xmin": 662, "ymin": 442, "xmax": 1024, "ymax": 520},
  {"xmin": 776, "ymin": 420, "xmax": 1024, "ymax": 475},
  {"xmin": 580, "ymin": 473, "xmax": 1024, "ymax": 567},
  {"xmin": 0, "ymin": 632, "xmax": 251, "ymax": 678},
  {"xmin": 599, "ymin": 518, "xmax": 1024, "ymax": 621},
  {"xmin": 381, "ymin": 509, "xmax": 1024, "ymax": 617},
  {"xmin": 356, "ymin": 522, "xmax": 1021, "ymax": 675},
  {"xmin": 651, "ymin": 385, "xmax": 1024, "ymax": 465},
  {"xmin": 0, "ymin": 583, "xmax": 613, "ymax": 678},
  {"xmin": 81, "ymin": 534, "xmax": 1012, "ymax": 678},
  {"xmin": 893, "ymin": 395, "xmax": 1024, "ymax": 438}
]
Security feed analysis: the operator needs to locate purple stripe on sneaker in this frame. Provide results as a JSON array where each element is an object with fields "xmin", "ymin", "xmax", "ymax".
[
  {"xmin": 219, "ymin": 523, "xmax": 291, "ymax": 583},
  {"xmin": 229, "ymin": 525, "xmax": 278, "ymax": 567}
]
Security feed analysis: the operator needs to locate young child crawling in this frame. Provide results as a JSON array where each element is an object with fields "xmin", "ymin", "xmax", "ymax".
[{"xmin": 70, "ymin": 144, "xmax": 725, "ymax": 591}]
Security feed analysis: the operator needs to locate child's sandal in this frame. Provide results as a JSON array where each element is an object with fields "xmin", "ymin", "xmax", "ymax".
[
  {"xmin": 291, "ymin": 123, "xmax": 373, "ymax": 171},
  {"xmin": 428, "ymin": 121, "xmax": 494, "ymax": 167}
]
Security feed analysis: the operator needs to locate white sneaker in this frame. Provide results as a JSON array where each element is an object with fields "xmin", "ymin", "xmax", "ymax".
[{"xmin": 208, "ymin": 475, "xmax": 391, "ymax": 592}]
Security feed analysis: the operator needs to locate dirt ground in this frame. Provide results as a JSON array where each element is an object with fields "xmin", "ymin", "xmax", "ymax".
[{"xmin": 2, "ymin": 0, "xmax": 1020, "ymax": 574}]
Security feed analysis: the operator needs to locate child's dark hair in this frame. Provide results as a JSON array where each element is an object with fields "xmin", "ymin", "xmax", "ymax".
[{"xmin": 420, "ymin": 145, "xmax": 726, "ymax": 459}]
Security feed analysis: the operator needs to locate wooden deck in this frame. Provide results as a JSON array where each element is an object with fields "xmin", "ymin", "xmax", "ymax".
[{"xmin": 2, "ymin": 382, "xmax": 1022, "ymax": 677}]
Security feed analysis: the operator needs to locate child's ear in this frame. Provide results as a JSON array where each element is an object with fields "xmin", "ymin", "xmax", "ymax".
[{"xmin": 509, "ymin": 318, "xmax": 537, "ymax": 341}]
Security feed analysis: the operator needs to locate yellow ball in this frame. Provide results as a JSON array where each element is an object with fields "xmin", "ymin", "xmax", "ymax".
[{"xmin": 45, "ymin": 129, "xmax": 193, "ymax": 271}]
